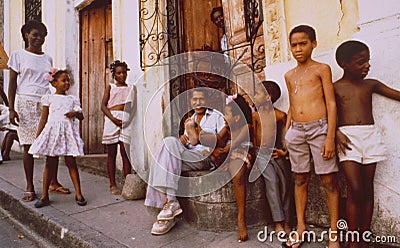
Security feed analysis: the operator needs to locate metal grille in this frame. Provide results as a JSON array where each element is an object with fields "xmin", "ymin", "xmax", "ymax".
[
  {"xmin": 138, "ymin": 0, "xmax": 265, "ymax": 134},
  {"xmin": 139, "ymin": 0, "xmax": 179, "ymax": 70},
  {"xmin": 243, "ymin": 0, "xmax": 265, "ymax": 74},
  {"xmin": 25, "ymin": 0, "xmax": 42, "ymax": 22}
]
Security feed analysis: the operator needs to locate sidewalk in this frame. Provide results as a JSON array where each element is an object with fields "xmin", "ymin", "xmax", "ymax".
[{"xmin": 0, "ymin": 152, "xmax": 337, "ymax": 247}]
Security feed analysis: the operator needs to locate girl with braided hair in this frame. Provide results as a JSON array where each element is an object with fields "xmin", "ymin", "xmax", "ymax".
[{"xmin": 101, "ymin": 60, "xmax": 136, "ymax": 195}]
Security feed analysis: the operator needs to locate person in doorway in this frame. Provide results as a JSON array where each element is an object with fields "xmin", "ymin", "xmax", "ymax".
[{"xmin": 211, "ymin": 6, "xmax": 228, "ymax": 56}]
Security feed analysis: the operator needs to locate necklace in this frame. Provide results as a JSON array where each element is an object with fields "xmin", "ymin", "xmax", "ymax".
[{"xmin": 293, "ymin": 67, "xmax": 308, "ymax": 94}]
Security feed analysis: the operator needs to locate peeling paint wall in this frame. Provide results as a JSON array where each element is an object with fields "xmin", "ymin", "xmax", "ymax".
[
  {"xmin": 265, "ymin": 0, "xmax": 359, "ymax": 113},
  {"xmin": 284, "ymin": 0, "xmax": 358, "ymax": 52}
]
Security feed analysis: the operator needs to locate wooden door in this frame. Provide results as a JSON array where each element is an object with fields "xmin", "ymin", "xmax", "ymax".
[
  {"xmin": 222, "ymin": 0, "xmax": 266, "ymax": 93},
  {"xmin": 80, "ymin": 1, "xmax": 112, "ymax": 154},
  {"xmin": 180, "ymin": 0, "xmax": 228, "ymax": 111}
]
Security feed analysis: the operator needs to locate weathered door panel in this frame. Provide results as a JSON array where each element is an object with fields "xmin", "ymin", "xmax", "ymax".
[{"xmin": 80, "ymin": 2, "xmax": 112, "ymax": 154}]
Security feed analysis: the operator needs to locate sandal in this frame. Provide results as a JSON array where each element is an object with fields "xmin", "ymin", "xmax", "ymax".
[
  {"xmin": 22, "ymin": 191, "xmax": 37, "ymax": 202},
  {"xmin": 49, "ymin": 185, "xmax": 71, "ymax": 194},
  {"xmin": 34, "ymin": 197, "xmax": 50, "ymax": 208},
  {"xmin": 75, "ymin": 196, "xmax": 87, "ymax": 206},
  {"xmin": 110, "ymin": 186, "xmax": 121, "ymax": 195}
]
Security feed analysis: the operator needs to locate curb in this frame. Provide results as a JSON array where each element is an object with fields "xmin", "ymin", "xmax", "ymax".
[{"xmin": 0, "ymin": 177, "xmax": 123, "ymax": 248}]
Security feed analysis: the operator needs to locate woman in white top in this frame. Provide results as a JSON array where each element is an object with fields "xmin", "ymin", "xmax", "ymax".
[{"xmin": 7, "ymin": 20, "xmax": 69, "ymax": 202}]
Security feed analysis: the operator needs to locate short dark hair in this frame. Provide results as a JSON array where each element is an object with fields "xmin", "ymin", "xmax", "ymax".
[
  {"xmin": 190, "ymin": 87, "xmax": 208, "ymax": 98},
  {"xmin": 289, "ymin": 25, "xmax": 316, "ymax": 42},
  {"xmin": 21, "ymin": 20, "xmax": 48, "ymax": 48},
  {"xmin": 335, "ymin": 40, "xmax": 369, "ymax": 67},
  {"xmin": 49, "ymin": 69, "xmax": 69, "ymax": 83},
  {"xmin": 226, "ymin": 94, "xmax": 252, "ymax": 125},
  {"xmin": 260, "ymin": 80, "xmax": 281, "ymax": 103},
  {"xmin": 210, "ymin": 7, "xmax": 223, "ymax": 22},
  {"xmin": 21, "ymin": 20, "xmax": 48, "ymax": 41},
  {"xmin": 109, "ymin": 60, "xmax": 130, "ymax": 75}
]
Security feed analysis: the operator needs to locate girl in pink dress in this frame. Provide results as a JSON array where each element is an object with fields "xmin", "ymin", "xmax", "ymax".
[{"xmin": 101, "ymin": 60, "xmax": 136, "ymax": 195}]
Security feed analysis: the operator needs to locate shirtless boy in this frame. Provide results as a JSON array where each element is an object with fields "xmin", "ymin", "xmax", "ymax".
[
  {"xmin": 334, "ymin": 40, "xmax": 400, "ymax": 248},
  {"xmin": 283, "ymin": 25, "xmax": 339, "ymax": 248}
]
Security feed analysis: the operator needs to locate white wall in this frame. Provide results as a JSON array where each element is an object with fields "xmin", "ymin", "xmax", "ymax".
[
  {"xmin": 353, "ymin": 2, "xmax": 400, "ymax": 236},
  {"xmin": 42, "ymin": 0, "xmax": 80, "ymax": 96},
  {"xmin": 3, "ymin": 0, "xmax": 24, "ymax": 94}
]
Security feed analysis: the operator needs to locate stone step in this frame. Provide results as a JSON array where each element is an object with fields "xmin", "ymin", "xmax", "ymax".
[
  {"xmin": 76, "ymin": 154, "xmax": 108, "ymax": 177},
  {"xmin": 179, "ymin": 170, "xmax": 271, "ymax": 232}
]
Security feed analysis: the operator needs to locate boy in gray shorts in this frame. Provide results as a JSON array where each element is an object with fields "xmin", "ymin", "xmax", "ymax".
[{"xmin": 282, "ymin": 25, "xmax": 339, "ymax": 248}]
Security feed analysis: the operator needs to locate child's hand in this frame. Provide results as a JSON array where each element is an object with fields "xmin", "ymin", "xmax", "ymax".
[
  {"xmin": 112, "ymin": 117, "xmax": 123, "ymax": 127},
  {"xmin": 336, "ymin": 129, "xmax": 352, "ymax": 155},
  {"xmin": 65, "ymin": 111, "xmax": 78, "ymax": 119},
  {"xmin": 321, "ymin": 138, "xmax": 335, "ymax": 160},
  {"xmin": 272, "ymin": 148, "xmax": 287, "ymax": 158},
  {"xmin": 184, "ymin": 117, "xmax": 194, "ymax": 126},
  {"xmin": 179, "ymin": 135, "xmax": 189, "ymax": 146}
]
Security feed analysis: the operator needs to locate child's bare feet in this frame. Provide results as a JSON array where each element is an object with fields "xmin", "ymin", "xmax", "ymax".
[
  {"xmin": 237, "ymin": 221, "xmax": 248, "ymax": 242},
  {"xmin": 110, "ymin": 185, "xmax": 121, "ymax": 195},
  {"xmin": 284, "ymin": 222, "xmax": 292, "ymax": 236},
  {"xmin": 274, "ymin": 222, "xmax": 286, "ymax": 238},
  {"xmin": 284, "ymin": 226, "xmax": 306, "ymax": 248}
]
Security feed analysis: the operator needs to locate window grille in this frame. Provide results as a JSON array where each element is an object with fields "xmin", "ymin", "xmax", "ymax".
[{"xmin": 25, "ymin": 0, "xmax": 42, "ymax": 22}]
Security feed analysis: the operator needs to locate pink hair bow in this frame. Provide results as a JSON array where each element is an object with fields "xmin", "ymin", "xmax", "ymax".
[
  {"xmin": 43, "ymin": 68, "xmax": 59, "ymax": 82},
  {"xmin": 226, "ymin": 94, "xmax": 237, "ymax": 105}
]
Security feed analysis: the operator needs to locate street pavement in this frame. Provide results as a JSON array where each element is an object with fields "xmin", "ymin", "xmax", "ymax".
[
  {"xmin": 0, "ymin": 152, "xmax": 389, "ymax": 248},
  {"xmin": 0, "ymin": 209, "xmax": 43, "ymax": 247}
]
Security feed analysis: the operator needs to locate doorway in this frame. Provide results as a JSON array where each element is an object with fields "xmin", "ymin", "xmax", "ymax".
[{"xmin": 79, "ymin": 0, "xmax": 113, "ymax": 154}]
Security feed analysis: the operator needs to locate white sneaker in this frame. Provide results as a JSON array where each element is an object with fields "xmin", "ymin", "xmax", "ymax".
[
  {"xmin": 157, "ymin": 200, "xmax": 183, "ymax": 220},
  {"xmin": 150, "ymin": 219, "xmax": 176, "ymax": 235}
]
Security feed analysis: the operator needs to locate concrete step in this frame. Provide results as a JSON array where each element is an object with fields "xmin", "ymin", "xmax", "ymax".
[
  {"xmin": 179, "ymin": 170, "xmax": 270, "ymax": 232},
  {"xmin": 76, "ymin": 154, "xmax": 126, "ymax": 186},
  {"xmin": 75, "ymin": 154, "xmax": 108, "ymax": 177}
]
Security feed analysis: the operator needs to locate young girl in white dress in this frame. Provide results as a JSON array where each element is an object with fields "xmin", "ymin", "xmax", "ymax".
[
  {"xmin": 101, "ymin": 60, "xmax": 135, "ymax": 195},
  {"xmin": 29, "ymin": 69, "xmax": 87, "ymax": 208}
]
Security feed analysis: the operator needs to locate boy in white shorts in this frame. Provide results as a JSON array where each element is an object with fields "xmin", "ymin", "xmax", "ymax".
[{"xmin": 334, "ymin": 40, "xmax": 400, "ymax": 248}]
